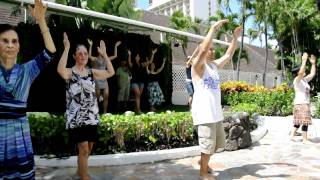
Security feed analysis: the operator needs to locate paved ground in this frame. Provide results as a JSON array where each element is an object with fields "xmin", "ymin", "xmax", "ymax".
[{"xmin": 36, "ymin": 117, "xmax": 320, "ymax": 180}]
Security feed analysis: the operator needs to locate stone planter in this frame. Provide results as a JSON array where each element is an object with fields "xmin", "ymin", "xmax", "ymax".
[{"xmin": 223, "ymin": 112, "xmax": 255, "ymax": 151}]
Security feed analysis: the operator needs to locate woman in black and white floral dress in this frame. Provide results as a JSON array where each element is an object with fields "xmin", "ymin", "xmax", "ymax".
[{"xmin": 57, "ymin": 33, "xmax": 115, "ymax": 180}]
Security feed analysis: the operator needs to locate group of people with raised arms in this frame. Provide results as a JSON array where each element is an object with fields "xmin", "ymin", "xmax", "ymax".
[
  {"xmin": 0, "ymin": 0, "xmax": 167, "ymax": 179},
  {"xmin": 0, "ymin": 0, "xmax": 318, "ymax": 180},
  {"xmin": 86, "ymin": 41, "xmax": 165, "ymax": 114},
  {"xmin": 87, "ymin": 38, "xmax": 121, "ymax": 114},
  {"xmin": 186, "ymin": 20, "xmax": 317, "ymax": 180}
]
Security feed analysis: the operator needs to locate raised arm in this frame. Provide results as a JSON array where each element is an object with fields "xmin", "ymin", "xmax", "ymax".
[
  {"xmin": 57, "ymin": 32, "xmax": 72, "ymax": 81},
  {"xmin": 187, "ymin": 45, "xmax": 199, "ymax": 67},
  {"xmin": 150, "ymin": 58, "xmax": 166, "ymax": 75},
  {"xmin": 109, "ymin": 41, "xmax": 121, "ymax": 61},
  {"xmin": 93, "ymin": 40, "xmax": 115, "ymax": 80},
  {"xmin": 87, "ymin": 38, "xmax": 97, "ymax": 61},
  {"xmin": 28, "ymin": 0, "xmax": 56, "ymax": 53},
  {"xmin": 305, "ymin": 54, "xmax": 317, "ymax": 82},
  {"xmin": 295, "ymin": 52, "xmax": 308, "ymax": 82},
  {"xmin": 127, "ymin": 50, "xmax": 133, "ymax": 68},
  {"xmin": 192, "ymin": 20, "xmax": 228, "ymax": 80},
  {"xmin": 214, "ymin": 26, "xmax": 242, "ymax": 69},
  {"xmin": 142, "ymin": 48, "xmax": 157, "ymax": 67}
]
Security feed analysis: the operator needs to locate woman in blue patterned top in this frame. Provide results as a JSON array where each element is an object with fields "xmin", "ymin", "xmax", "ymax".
[
  {"xmin": 57, "ymin": 33, "xmax": 115, "ymax": 180},
  {"xmin": 0, "ymin": 0, "xmax": 56, "ymax": 179}
]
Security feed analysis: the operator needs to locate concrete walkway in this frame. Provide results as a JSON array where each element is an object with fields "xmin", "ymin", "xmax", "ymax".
[{"xmin": 35, "ymin": 116, "xmax": 320, "ymax": 180}]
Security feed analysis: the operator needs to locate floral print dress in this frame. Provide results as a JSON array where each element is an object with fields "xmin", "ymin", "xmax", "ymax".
[{"xmin": 65, "ymin": 68, "xmax": 99, "ymax": 129}]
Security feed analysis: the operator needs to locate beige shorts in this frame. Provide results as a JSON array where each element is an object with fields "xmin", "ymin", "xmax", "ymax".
[{"xmin": 197, "ymin": 121, "xmax": 226, "ymax": 154}]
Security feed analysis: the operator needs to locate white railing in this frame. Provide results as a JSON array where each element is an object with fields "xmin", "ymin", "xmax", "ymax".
[
  {"xmin": 172, "ymin": 65, "xmax": 281, "ymax": 105},
  {"xmin": 1, "ymin": 0, "xmax": 230, "ymax": 46}
]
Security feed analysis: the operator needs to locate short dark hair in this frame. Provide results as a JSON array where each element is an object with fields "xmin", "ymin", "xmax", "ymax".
[
  {"xmin": 72, "ymin": 44, "xmax": 87, "ymax": 55},
  {"xmin": 291, "ymin": 66, "xmax": 300, "ymax": 77},
  {"xmin": 317, "ymin": 0, "xmax": 320, "ymax": 10},
  {"xmin": 0, "ymin": 24, "xmax": 17, "ymax": 36}
]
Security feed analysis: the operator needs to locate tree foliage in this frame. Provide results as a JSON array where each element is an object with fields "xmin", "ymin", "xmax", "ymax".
[
  {"xmin": 55, "ymin": 0, "xmax": 142, "ymax": 29},
  {"xmin": 209, "ymin": 10, "xmax": 249, "ymax": 70},
  {"xmin": 168, "ymin": 10, "xmax": 200, "ymax": 58}
]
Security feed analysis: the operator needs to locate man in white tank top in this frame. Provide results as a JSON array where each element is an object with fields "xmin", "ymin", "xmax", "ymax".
[{"xmin": 190, "ymin": 19, "xmax": 242, "ymax": 179}]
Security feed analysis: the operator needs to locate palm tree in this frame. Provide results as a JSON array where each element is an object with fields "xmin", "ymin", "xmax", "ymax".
[
  {"xmin": 55, "ymin": 0, "xmax": 142, "ymax": 29},
  {"xmin": 168, "ymin": 10, "xmax": 200, "ymax": 59},
  {"xmin": 208, "ymin": 10, "xmax": 249, "ymax": 70},
  {"xmin": 247, "ymin": 28, "xmax": 259, "ymax": 46},
  {"xmin": 256, "ymin": 0, "xmax": 319, "ymax": 83},
  {"xmin": 100, "ymin": 0, "xmax": 142, "ymax": 20},
  {"xmin": 217, "ymin": 0, "xmax": 254, "ymax": 80},
  {"xmin": 253, "ymin": 0, "xmax": 271, "ymax": 86},
  {"xmin": 215, "ymin": 47, "xmax": 249, "ymax": 70},
  {"xmin": 208, "ymin": 10, "xmax": 238, "ymax": 42}
]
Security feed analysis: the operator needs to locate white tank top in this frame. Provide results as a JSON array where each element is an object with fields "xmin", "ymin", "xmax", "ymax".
[
  {"xmin": 191, "ymin": 62, "xmax": 223, "ymax": 125},
  {"xmin": 293, "ymin": 77, "xmax": 310, "ymax": 105}
]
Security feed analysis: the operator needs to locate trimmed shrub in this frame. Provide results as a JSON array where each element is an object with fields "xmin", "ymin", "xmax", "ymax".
[
  {"xmin": 28, "ymin": 111, "xmax": 197, "ymax": 157},
  {"xmin": 222, "ymin": 82, "xmax": 294, "ymax": 116}
]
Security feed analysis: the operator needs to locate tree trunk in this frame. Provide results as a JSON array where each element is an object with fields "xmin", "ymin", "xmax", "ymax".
[
  {"xmin": 237, "ymin": 16, "xmax": 245, "ymax": 81},
  {"xmin": 292, "ymin": 26, "xmax": 300, "ymax": 66},
  {"xmin": 236, "ymin": 4, "xmax": 246, "ymax": 81},
  {"xmin": 262, "ymin": 24, "xmax": 268, "ymax": 86},
  {"xmin": 279, "ymin": 39, "xmax": 285, "ymax": 82},
  {"xmin": 182, "ymin": 46, "xmax": 188, "ymax": 60}
]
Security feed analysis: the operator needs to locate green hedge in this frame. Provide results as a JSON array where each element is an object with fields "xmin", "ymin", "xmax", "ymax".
[
  {"xmin": 28, "ymin": 111, "xmax": 196, "ymax": 157},
  {"xmin": 225, "ymin": 90, "xmax": 294, "ymax": 116}
]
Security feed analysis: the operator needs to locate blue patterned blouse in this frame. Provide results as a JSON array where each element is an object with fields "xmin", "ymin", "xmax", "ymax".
[{"xmin": 0, "ymin": 49, "xmax": 53, "ymax": 119}]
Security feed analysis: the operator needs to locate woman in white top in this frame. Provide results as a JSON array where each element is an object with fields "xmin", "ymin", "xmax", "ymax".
[
  {"xmin": 290, "ymin": 53, "xmax": 317, "ymax": 143},
  {"xmin": 191, "ymin": 19, "xmax": 242, "ymax": 180}
]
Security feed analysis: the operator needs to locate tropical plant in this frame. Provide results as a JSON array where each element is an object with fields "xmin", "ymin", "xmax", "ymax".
[
  {"xmin": 208, "ymin": 10, "xmax": 249, "ymax": 70},
  {"xmin": 28, "ymin": 112, "xmax": 197, "ymax": 155},
  {"xmin": 168, "ymin": 10, "xmax": 200, "ymax": 58},
  {"xmin": 252, "ymin": 0, "xmax": 272, "ymax": 86},
  {"xmin": 255, "ymin": 0, "xmax": 319, "ymax": 91},
  {"xmin": 55, "ymin": 0, "xmax": 142, "ymax": 30},
  {"xmin": 218, "ymin": 0, "xmax": 254, "ymax": 80},
  {"xmin": 247, "ymin": 28, "xmax": 260, "ymax": 46}
]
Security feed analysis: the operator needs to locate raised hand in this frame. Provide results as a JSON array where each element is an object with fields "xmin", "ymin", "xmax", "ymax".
[
  {"xmin": 212, "ymin": 19, "xmax": 229, "ymax": 30},
  {"xmin": 310, "ymin": 54, "xmax": 317, "ymax": 64},
  {"xmin": 152, "ymin": 48, "xmax": 158, "ymax": 54},
  {"xmin": 63, "ymin": 32, "xmax": 70, "ymax": 49},
  {"xmin": 28, "ymin": 0, "xmax": 47, "ymax": 22},
  {"xmin": 233, "ymin": 26, "xmax": 243, "ymax": 38},
  {"xmin": 87, "ymin": 39, "xmax": 93, "ymax": 46},
  {"xmin": 302, "ymin": 52, "xmax": 308, "ymax": 62},
  {"xmin": 115, "ymin": 41, "xmax": 121, "ymax": 46},
  {"xmin": 127, "ymin": 50, "xmax": 131, "ymax": 55},
  {"xmin": 97, "ymin": 40, "xmax": 107, "ymax": 57}
]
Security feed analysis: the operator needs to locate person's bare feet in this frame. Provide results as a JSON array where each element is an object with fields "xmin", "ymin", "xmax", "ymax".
[
  {"xmin": 303, "ymin": 140, "xmax": 313, "ymax": 144},
  {"xmin": 200, "ymin": 173, "xmax": 216, "ymax": 180},
  {"xmin": 198, "ymin": 159, "xmax": 214, "ymax": 174},
  {"xmin": 290, "ymin": 137, "xmax": 297, "ymax": 142}
]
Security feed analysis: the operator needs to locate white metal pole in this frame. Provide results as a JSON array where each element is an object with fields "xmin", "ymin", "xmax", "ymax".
[{"xmin": 2, "ymin": 0, "xmax": 231, "ymax": 46}]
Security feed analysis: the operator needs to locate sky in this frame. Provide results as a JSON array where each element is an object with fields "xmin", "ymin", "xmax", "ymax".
[
  {"xmin": 136, "ymin": 0, "xmax": 149, "ymax": 10},
  {"xmin": 136, "ymin": 0, "xmax": 277, "ymax": 47}
]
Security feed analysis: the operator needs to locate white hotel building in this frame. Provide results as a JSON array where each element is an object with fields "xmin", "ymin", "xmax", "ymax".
[{"xmin": 147, "ymin": 0, "xmax": 218, "ymax": 21}]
